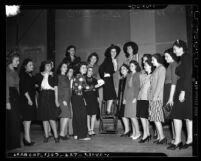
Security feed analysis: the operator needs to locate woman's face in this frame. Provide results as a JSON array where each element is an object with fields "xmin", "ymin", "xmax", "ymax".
[
  {"xmin": 151, "ymin": 57, "xmax": 158, "ymax": 67},
  {"xmin": 67, "ymin": 68, "xmax": 74, "ymax": 78},
  {"xmin": 90, "ymin": 56, "xmax": 97, "ymax": 65},
  {"xmin": 80, "ymin": 65, "xmax": 87, "ymax": 74},
  {"xmin": 121, "ymin": 66, "xmax": 128, "ymax": 76},
  {"xmin": 164, "ymin": 53, "xmax": 174, "ymax": 63},
  {"xmin": 144, "ymin": 62, "xmax": 151, "ymax": 73},
  {"xmin": 25, "ymin": 61, "xmax": 34, "ymax": 72},
  {"xmin": 127, "ymin": 46, "xmax": 133, "ymax": 56},
  {"xmin": 61, "ymin": 63, "xmax": 68, "ymax": 74},
  {"xmin": 12, "ymin": 56, "xmax": 20, "ymax": 68},
  {"xmin": 129, "ymin": 63, "xmax": 136, "ymax": 72},
  {"xmin": 87, "ymin": 68, "xmax": 93, "ymax": 77},
  {"xmin": 68, "ymin": 48, "xmax": 75, "ymax": 57},
  {"xmin": 173, "ymin": 45, "xmax": 183, "ymax": 57},
  {"xmin": 143, "ymin": 56, "xmax": 148, "ymax": 65},
  {"xmin": 45, "ymin": 63, "xmax": 52, "ymax": 72},
  {"xmin": 111, "ymin": 49, "xmax": 117, "ymax": 59}
]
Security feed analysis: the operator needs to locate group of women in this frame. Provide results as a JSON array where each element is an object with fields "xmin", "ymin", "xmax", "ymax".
[{"xmin": 6, "ymin": 39, "xmax": 192, "ymax": 152}]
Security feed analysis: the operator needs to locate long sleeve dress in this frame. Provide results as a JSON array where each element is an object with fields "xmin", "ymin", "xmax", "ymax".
[
  {"xmin": 99, "ymin": 57, "xmax": 117, "ymax": 101},
  {"xmin": 124, "ymin": 72, "xmax": 140, "ymax": 118},
  {"xmin": 19, "ymin": 71, "xmax": 37, "ymax": 121},
  {"xmin": 6, "ymin": 67, "xmax": 21, "ymax": 151},
  {"xmin": 149, "ymin": 65, "xmax": 166, "ymax": 122},
  {"xmin": 169, "ymin": 53, "xmax": 192, "ymax": 120},
  {"xmin": 58, "ymin": 75, "xmax": 72, "ymax": 118}
]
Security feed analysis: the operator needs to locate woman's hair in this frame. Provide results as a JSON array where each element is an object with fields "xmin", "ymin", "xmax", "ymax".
[
  {"xmin": 129, "ymin": 60, "xmax": 141, "ymax": 72},
  {"xmin": 79, "ymin": 62, "xmax": 87, "ymax": 72},
  {"xmin": 164, "ymin": 47, "xmax": 179, "ymax": 63},
  {"xmin": 65, "ymin": 45, "xmax": 76, "ymax": 57},
  {"xmin": 87, "ymin": 52, "xmax": 99, "ymax": 65},
  {"xmin": 39, "ymin": 60, "xmax": 52, "ymax": 72},
  {"xmin": 144, "ymin": 59, "xmax": 155, "ymax": 74},
  {"xmin": 141, "ymin": 53, "xmax": 152, "ymax": 69},
  {"xmin": 173, "ymin": 39, "xmax": 188, "ymax": 53},
  {"xmin": 119, "ymin": 63, "xmax": 129, "ymax": 77},
  {"xmin": 6, "ymin": 48, "xmax": 20, "ymax": 66},
  {"xmin": 152, "ymin": 53, "xmax": 164, "ymax": 65},
  {"xmin": 19, "ymin": 58, "xmax": 32, "ymax": 77},
  {"xmin": 56, "ymin": 61, "xmax": 68, "ymax": 75}
]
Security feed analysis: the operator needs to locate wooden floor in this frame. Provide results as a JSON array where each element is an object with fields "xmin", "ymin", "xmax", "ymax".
[{"xmin": 6, "ymin": 121, "xmax": 193, "ymax": 158}]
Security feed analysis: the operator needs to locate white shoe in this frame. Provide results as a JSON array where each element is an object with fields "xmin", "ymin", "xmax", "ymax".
[
  {"xmin": 79, "ymin": 137, "xmax": 91, "ymax": 141},
  {"xmin": 131, "ymin": 134, "xmax": 141, "ymax": 140}
]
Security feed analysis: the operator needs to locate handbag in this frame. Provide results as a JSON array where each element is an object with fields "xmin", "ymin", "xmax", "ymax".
[{"xmin": 162, "ymin": 103, "xmax": 173, "ymax": 120}]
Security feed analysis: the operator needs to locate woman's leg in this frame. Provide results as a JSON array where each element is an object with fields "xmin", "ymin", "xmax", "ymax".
[
  {"xmin": 131, "ymin": 117, "xmax": 141, "ymax": 137},
  {"xmin": 185, "ymin": 119, "xmax": 193, "ymax": 144},
  {"xmin": 23, "ymin": 121, "xmax": 31, "ymax": 142},
  {"xmin": 140, "ymin": 118, "xmax": 148, "ymax": 139},
  {"xmin": 91, "ymin": 115, "xmax": 96, "ymax": 133},
  {"xmin": 60, "ymin": 118, "xmax": 69, "ymax": 137},
  {"xmin": 43, "ymin": 121, "xmax": 49, "ymax": 138},
  {"xmin": 122, "ymin": 117, "xmax": 129, "ymax": 133},
  {"xmin": 107, "ymin": 100, "xmax": 113, "ymax": 113},
  {"xmin": 173, "ymin": 119, "xmax": 182, "ymax": 144},
  {"xmin": 87, "ymin": 115, "xmax": 91, "ymax": 133},
  {"xmin": 146, "ymin": 119, "xmax": 150, "ymax": 136},
  {"xmin": 49, "ymin": 120, "xmax": 58, "ymax": 138},
  {"xmin": 154, "ymin": 121, "xmax": 165, "ymax": 140}
]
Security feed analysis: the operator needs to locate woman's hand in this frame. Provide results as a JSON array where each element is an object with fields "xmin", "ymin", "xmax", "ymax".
[
  {"xmin": 167, "ymin": 98, "xmax": 174, "ymax": 106},
  {"xmin": 28, "ymin": 99, "xmax": 33, "ymax": 106},
  {"xmin": 55, "ymin": 100, "xmax": 60, "ymax": 107},
  {"xmin": 123, "ymin": 99, "xmax": 126, "ymax": 104},
  {"xmin": 179, "ymin": 91, "xmax": 185, "ymax": 102},
  {"xmin": 132, "ymin": 98, "xmax": 136, "ymax": 104},
  {"xmin": 63, "ymin": 101, "xmax": 67, "ymax": 106},
  {"xmin": 104, "ymin": 73, "xmax": 110, "ymax": 77},
  {"xmin": 6, "ymin": 102, "xmax": 11, "ymax": 110}
]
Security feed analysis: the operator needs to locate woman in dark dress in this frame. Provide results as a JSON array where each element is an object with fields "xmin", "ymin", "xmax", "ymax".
[
  {"xmin": 6, "ymin": 50, "xmax": 21, "ymax": 151},
  {"xmin": 35, "ymin": 60, "xmax": 60, "ymax": 143},
  {"xmin": 84, "ymin": 67, "xmax": 102, "ymax": 136},
  {"xmin": 167, "ymin": 40, "xmax": 192, "ymax": 150},
  {"xmin": 117, "ymin": 64, "xmax": 130, "ymax": 137},
  {"xmin": 63, "ymin": 45, "xmax": 81, "ymax": 76},
  {"xmin": 19, "ymin": 58, "xmax": 37, "ymax": 146},
  {"xmin": 71, "ymin": 62, "xmax": 91, "ymax": 140},
  {"xmin": 57, "ymin": 61, "xmax": 72, "ymax": 140},
  {"xmin": 99, "ymin": 44, "xmax": 120, "ymax": 115}
]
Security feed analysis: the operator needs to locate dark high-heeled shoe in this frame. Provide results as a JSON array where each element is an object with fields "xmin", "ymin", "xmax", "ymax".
[
  {"xmin": 23, "ymin": 138, "xmax": 35, "ymax": 146},
  {"xmin": 153, "ymin": 139, "xmax": 160, "ymax": 144},
  {"xmin": 157, "ymin": 137, "xmax": 167, "ymax": 145},
  {"xmin": 180, "ymin": 142, "xmax": 192, "ymax": 149},
  {"xmin": 59, "ymin": 135, "xmax": 69, "ymax": 140},
  {"xmin": 43, "ymin": 136, "xmax": 49, "ymax": 143},
  {"xmin": 54, "ymin": 137, "xmax": 60, "ymax": 143},
  {"xmin": 138, "ymin": 135, "xmax": 151, "ymax": 143},
  {"xmin": 120, "ymin": 131, "xmax": 130, "ymax": 137},
  {"xmin": 167, "ymin": 142, "xmax": 183, "ymax": 150}
]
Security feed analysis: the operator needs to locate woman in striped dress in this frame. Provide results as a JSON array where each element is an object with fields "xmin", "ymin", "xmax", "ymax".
[{"xmin": 149, "ymin": 53, "xmax": 166, "ymax": 144}]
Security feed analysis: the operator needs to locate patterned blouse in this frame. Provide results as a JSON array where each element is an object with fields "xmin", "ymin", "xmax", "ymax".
[{"xmin": 72, "ymin": 74, "xmax": 88, "ymax": 96}]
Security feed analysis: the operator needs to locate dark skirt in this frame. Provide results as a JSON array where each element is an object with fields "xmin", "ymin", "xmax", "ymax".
[
  {"xmin": 20, "ymin": 94, "xmax": 37, "ymax": 121},
  {"xmin": 136, "ymin": 100, "xmax": 149, "ymax": 119},
  {"xmin": 37, "ymin": 90, "xmax": 59, "ymax": 121},
  {"xmin": 71, "ymin": 94, "xmax": 88, "ymax": 139},
  {"xmin": 6, "ymin": 87, "xmax": 21, "ymax": 151},
  {"xmin": 169, "ymin": 81, "xmax": 192, "ymax": 120},
  {"xmin": 118, "ymin": 104, "xmax": 125, "ymax": 118},
  {"xmin": 163, "ymin": 83, "xmax": 171, "ymax": 105},
  {"xmin": 103, "ymin": 77, "xmax": 117, "ymax": 101},
  {"xmin": 84, "ymin": 91, "xmax": 99, "ymax": 115}
]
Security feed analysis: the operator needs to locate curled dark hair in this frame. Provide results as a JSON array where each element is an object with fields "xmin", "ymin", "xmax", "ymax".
[
  {"xmin": 79, "ymin": 62, "xmax": 87, "ymax": 72},
  {"xmin": 152, "ymin": 53, "xmax": 164, "ymax": 65},
  {"xmin": 19, "ymin": 58, "xmax": 32, "ymax": 77},
  {"xmin": 173, "ymin": 39, "xmax": 188, "ymax": 53},
  {"xmin": 56, "ymin": 61, "xmax": 68, "ymax": 75},
  {"xmin": 39, "ymin": 60, "xmax": 52, "ymax": 72},
  {"xmin": 144, "ymin": 59, "xmax": 155, "ymax": 74},
  {"xmin": 119, "ymin": 63, "xmax": 129, "ymax": 77},
  {"xmin": 129, "ymin": 60, "xmax": 141, "ymax": 72},
  {"xmin": 87, "ymin": 52, "xmax": 99, "ymax": 65},
  {"xmin": 6, "ymin": 48, "xmax": 20, "ymax": 66},
  {"xmin": 65, "ymin": 45, "xmax": 76, "ymax": 57},
  {"xmin": 164, "ymin": 48, "xmax": 179, "ymax": 62},
  {"xmin": 141, "ymin": 53, "xmax": 152, "ymax": 69}
]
